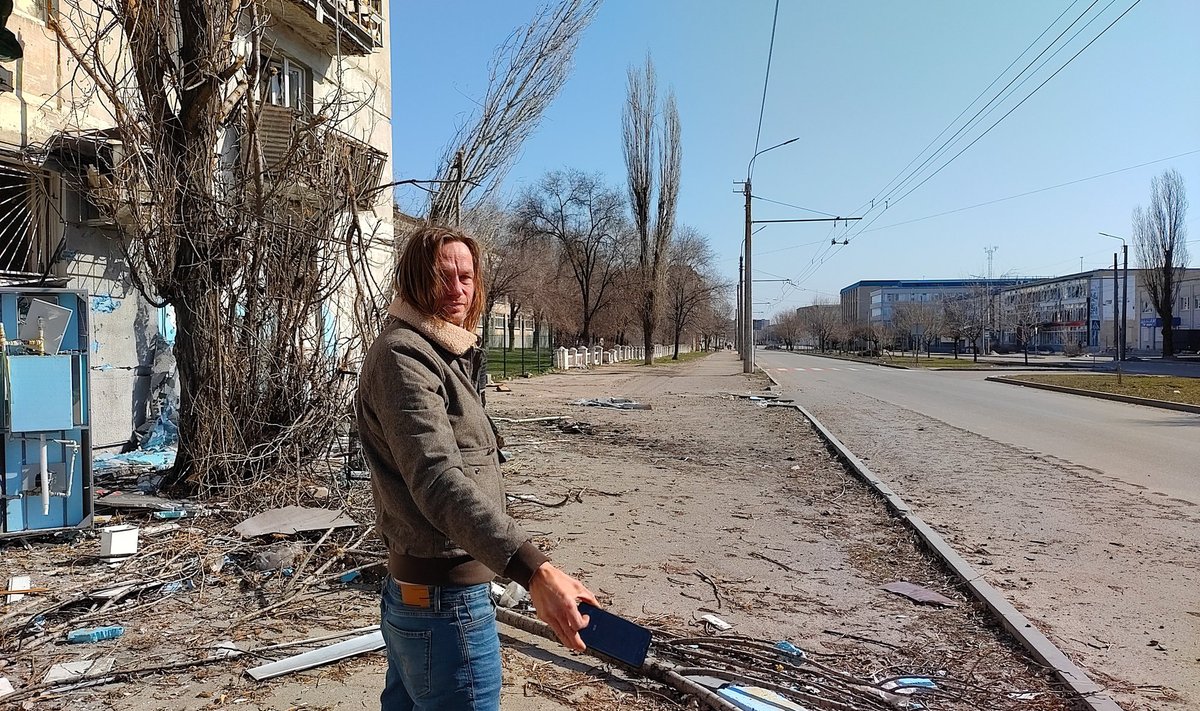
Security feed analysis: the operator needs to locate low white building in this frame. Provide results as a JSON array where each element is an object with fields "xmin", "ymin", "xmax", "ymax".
[{"xmin": 1134, "ymin": 270, "xmax": 1200, "ymax": 353}]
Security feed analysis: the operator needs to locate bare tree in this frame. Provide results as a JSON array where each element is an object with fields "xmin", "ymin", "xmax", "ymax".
[
  {"xmin": 797, "ymin": 300, "xmax": 839, "ymax": 352},
  {"xmin": 941, "ymin": 292, "xmax": 981, "ymax": 359},
  {"xmin": 1000, "ymin": 291, "xmax": 1042, "ymax": 365},
  {"xmin": 770, "ymin": 310, "xmax": 802, "ymax": 351},
  {"xmin": 48, "ymin": 0, "xmax": 389, "ymax": 497},
  {"xmin": 622, "ymin": 55, "xmax": 682, "ymax": 364},
  {"xmin": 428, "ymin": 0, "xmax": 600, "ymax": 224},
  {"xmin": 515, "ymin": 170, "xmax": 628, "ymax": 343},
  {"xmin": 664, "ymin": 227, "xmax": 721, "ymax": 359},
  {"xmin": 1134, "ymin": 168, "xmax": 1190, "ymax": 358},
  {"xmin": 891, "ymin": 301, "xmax": 942, "ymax": 363},
  {"xmin": 964, "ymin": 283, "xmax": 992, "ymax": 362}
]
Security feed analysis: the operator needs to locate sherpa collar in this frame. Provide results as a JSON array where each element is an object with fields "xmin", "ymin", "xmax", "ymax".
[{"xmin": 388, "ymin": 297, "xmax": 478, "ymax": 356}]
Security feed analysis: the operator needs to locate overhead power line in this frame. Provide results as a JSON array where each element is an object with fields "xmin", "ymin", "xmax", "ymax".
[
  {"xmin": 751, "ymin": 0, "xmax": 781, "ymax": 162},
  {"xmin": 883, "ymin": 0, "xmax": 1141, "ymax": 211},
  {"xmin": 833, "ymin": 0, "xmax": 1142, "ymax": 252},
  {"xmin": 860, "ymin": 147, "xmax": 1200, "ymax": 234},
  {"xmin": 851, "ymin": 0, "xmax": 1089, "ymax": 217}
]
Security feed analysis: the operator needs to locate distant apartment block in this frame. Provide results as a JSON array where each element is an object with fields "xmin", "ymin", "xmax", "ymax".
[{"xmin": 839, "ymin": 279, "xmax": 1032, "ymax": 327}]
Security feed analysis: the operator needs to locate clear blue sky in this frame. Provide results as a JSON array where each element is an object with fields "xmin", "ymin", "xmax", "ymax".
[{"xmin": 390, "ymin": 1, "xmax": 1200, "ymax": 317}]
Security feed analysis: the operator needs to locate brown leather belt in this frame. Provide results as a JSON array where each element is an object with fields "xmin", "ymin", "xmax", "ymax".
[{"xmin": 397, "ymin": 581, "xmax": 433, "ymax": 608}]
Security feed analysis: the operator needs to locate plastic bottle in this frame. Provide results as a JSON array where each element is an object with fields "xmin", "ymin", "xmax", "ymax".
[{"xmin": 67, "ymin": 625, "xmax": 125, "ymax": 643}]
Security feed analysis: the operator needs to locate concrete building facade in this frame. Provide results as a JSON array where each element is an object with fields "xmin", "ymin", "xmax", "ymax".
[
  {"xmin": 840, "ymin": 278, "xmax": 1030, "ymax": 327},
  {"xmin": 1, "ymin": 0, "xmax": 393, "ymax": 447},
  {"xmin": 995, "ymin": 269, "xmax": 1135, "ymax": 353},
  {"xmin": 1134, "ymin": 270, "xmax": 1200, "ymax": 353}
]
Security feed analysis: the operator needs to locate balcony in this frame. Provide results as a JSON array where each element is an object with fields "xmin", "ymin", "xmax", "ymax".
[
  {"xmin": 257, "ymin": 104, "xmax": 386, "ymax": 209},
  {"xmin": 269, "ymin": 0, "xmax": 383, "ymax": 56}
]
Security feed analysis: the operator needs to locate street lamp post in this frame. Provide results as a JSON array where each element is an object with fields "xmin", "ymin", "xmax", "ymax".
[
  {"xmin": 1100, "ymin": 232, "xmax": 1129, "ymax": 364},
  {"xmin": 742, "ymin": 137, "xmax": 800, "ymax": 374}
]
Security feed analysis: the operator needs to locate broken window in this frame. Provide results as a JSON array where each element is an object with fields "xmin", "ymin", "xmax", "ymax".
[{"xmin": 0, "ymin": 160, "xmax": 51, "ymax": 275}]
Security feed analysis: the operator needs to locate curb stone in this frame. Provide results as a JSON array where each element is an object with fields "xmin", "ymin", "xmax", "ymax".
[
  {"xmin": 757, "ymin": 365, "xmax": 1124, "ymax": 711},
  {"xmin": 987, "ymin": 375, "xmax": 1200, "ymax": 415}
]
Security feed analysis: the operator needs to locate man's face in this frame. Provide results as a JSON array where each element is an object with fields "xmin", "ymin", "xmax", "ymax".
[{"xmin": 436, "ymin": 241, "xmax": 475, "ymax": 327}]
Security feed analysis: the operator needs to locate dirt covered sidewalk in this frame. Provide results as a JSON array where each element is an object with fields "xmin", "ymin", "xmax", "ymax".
[{"xmin": 2, "ymin": 351, "xmax": 1070, "ymax": 710}]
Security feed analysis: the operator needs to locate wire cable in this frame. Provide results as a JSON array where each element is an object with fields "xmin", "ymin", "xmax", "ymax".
[
  {"xmin": 850, "ymin": 0, "xmax": 1088, "ymax": 217},
  {"xmin": 883, "ymin": 0, "xmax": 1141, "ymax": 211},
  {"xmin": 751, "ymin": 195, "xmax": 841, "ymax": 218},
  {"xmin": 876, "ymin": 0, "xmax": 1106, "ymax": 209},
  {"xmin": 858, "ymin": 147, "xmax": 1200, "ymax": 235},
  {"xmin": 751, "ymin": 0, "xmax": 781, "ymax": 162}
]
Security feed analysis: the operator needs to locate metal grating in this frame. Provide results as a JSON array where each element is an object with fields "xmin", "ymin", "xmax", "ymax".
[{"xmin": 0, "ymin": 161, "xmax": 46, "ymax": 274}]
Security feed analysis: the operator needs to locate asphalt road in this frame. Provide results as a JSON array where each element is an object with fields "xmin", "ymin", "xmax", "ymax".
[{"xmin": 758, "ymin": 350, "xmax": 1200, "ymax": 505}]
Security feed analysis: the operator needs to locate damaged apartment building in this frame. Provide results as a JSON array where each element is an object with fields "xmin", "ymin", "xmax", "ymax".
[{"xmin": 0, "ymin": 0, "xmax": 394, "ymax": 533}]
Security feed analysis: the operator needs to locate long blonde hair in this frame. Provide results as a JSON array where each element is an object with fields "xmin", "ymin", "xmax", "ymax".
[{"xmin": 394, "ymin": 224, "xmax": 487, "ymax": 331}]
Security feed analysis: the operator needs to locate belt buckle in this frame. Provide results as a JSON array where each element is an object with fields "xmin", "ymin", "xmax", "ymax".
[{"xmin": 398, "ymin": 581, "xmax": 432, "ymax": 608}]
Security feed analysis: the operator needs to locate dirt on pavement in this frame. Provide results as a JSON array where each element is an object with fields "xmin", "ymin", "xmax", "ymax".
[
  {"xmin": 787, "ymin": 370, "xmax": 1200, "ymax": 711},
  {"xmin": 1, "ymin": 351, "xmax": 1074, "ymax": 710}
]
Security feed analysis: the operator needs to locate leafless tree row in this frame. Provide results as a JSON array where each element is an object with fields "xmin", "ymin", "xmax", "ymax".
[{"xmin": 458, "ymin": 169, "xmax": 729, "ymax": 354}]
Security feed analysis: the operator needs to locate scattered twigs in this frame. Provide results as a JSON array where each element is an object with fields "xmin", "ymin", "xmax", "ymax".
[
  {"xmin": 749, "ymin": 550, "xmax": 794, "ymax": 572},
  {"xmin": 285, "ymin": 525, "xmax": 337, "ymax": 593},
  {"xmin": 508, "ymin": 493, "xmax": 572, "ymax": 508},
  {"xmin": 492, "ymin": 415, "xmax": 568, "ymax": 423},
  {"xmin": 693, "ymin": 570, "xmax": 724, "ymax": 608},
  {"xmin": 0, "ymin": 650, "xmax": 238, "ymax": 704},
  {"xmin": 822, "ymin": 627, "xmax": 902, "ymax": 650}
]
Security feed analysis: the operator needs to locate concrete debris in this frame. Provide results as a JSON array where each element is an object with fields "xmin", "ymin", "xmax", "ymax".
[
  {"xmin": 570, "ymin": 397, "xmax": 651, "ymax": 410},
  {"xmin": 882, "ymin": 581, "xmax": 959, "ymax": 608},
  {"xmin": 43, "ymin": 658, "xmax": 115, "ymax": 684},
  {"xmin": 0, "ymin": 676, "xmax": 12, "ymax": 698},
  {"xmin": 234, "ymin": 506, "xmax": 358, "ymax": 538},
  {"xmin": 699, "ymin": 613, "xmax": 732, "ymax": 631},
  {"xmin": 251, "ymin": 542, "xmax": 305, "ymax": 572},
  {"xmin": 5, "ymin": 576, "xmax": 31, "ymax": 604}
]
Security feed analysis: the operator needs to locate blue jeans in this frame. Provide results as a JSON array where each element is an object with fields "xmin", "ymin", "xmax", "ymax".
[{"xmin": 380, "ymin": 578, "xmax": 502, "ymax": 711}]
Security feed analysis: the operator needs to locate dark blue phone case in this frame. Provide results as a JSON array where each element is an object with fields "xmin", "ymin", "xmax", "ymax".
[{"xmin": 577, "ymin": 602, "xmax": 652, "ymax": 668}]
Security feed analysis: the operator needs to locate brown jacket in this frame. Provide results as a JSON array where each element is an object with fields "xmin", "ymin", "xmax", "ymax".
[{"xmin": 356, "ymin": 299, "xmax": 547, "ymax": 587}]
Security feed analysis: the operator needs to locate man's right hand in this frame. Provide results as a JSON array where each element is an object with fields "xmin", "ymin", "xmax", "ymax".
[{"xmin": 527, "ymin": 563, "xmax": 599, "ymax": 652}]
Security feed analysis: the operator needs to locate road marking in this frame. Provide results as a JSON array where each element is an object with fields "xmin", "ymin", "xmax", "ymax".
[{"xmin": 810, "ymin": 367, "xmax": 823, "ymax": 371}]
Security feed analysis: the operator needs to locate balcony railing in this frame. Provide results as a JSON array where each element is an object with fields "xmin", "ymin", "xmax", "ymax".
[{"xmin": 274, "ymin": 0, "xmax": 383, "ymax": 56}]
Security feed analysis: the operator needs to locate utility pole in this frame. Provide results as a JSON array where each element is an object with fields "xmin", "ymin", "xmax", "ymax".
[
  {"xmin": 1100, "ymin": 233, "xmax": 1130, "ymax": 362},
  {"xmin": 736, "ymin": 254, "xmax": 743, "ymax": 353},
  {"xmin": 743, "ymin": 180, "xmax": 753, "ymax": 373},
  {"xmin": 1113, "ymin": 252, "xmax": 1122, "ymax": 385},
  {"xmin": 1113, "ymin": 242, "xmax": 1123, "ymax": 360},
  {"xmin": 984, "ymin": 245, "xmax": 998, "ymax": 354}
]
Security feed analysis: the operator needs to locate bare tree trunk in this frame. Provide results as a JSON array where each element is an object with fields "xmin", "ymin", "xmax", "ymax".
[
  {"xmin": 507, "ymin": 302, "xmax": 520, "ymax": 350},
  {"xmin": 1134, "ymin": 168, "xmax": 1189, "ymax": 359},
  {"xmin": 623, "ymin": 56, "xmax": 681, "ymax": 365}
]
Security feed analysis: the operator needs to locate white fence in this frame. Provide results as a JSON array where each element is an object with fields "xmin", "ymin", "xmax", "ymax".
[{"xmin": 552, "ymin": 343, "xmax": 693, "ymax": 370}]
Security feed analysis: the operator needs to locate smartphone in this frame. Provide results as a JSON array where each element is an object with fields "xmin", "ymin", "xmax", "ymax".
[{"xmin": 577, "ymin": 602, "xmax": 652, "ymax": 668}]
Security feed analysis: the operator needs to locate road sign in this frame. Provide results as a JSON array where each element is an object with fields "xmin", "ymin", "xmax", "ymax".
[{"xmin": 1140, "ymin": 317, "xmax": 1182, "ymax": 327}]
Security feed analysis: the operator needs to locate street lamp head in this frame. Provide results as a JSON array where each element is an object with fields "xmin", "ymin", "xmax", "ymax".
[
  {"xmin": 1099, "ymin": 232, "xmax": 1125, "ymax": 244},
  {"xmin": 747, "ymin": 136, "xmax": 801, "ymax": 181}
]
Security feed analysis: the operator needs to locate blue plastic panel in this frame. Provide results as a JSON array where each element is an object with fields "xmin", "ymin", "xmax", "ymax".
[{"xmin": 9, "ymin": 356, "xmax": 75, "ymax": 432}]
